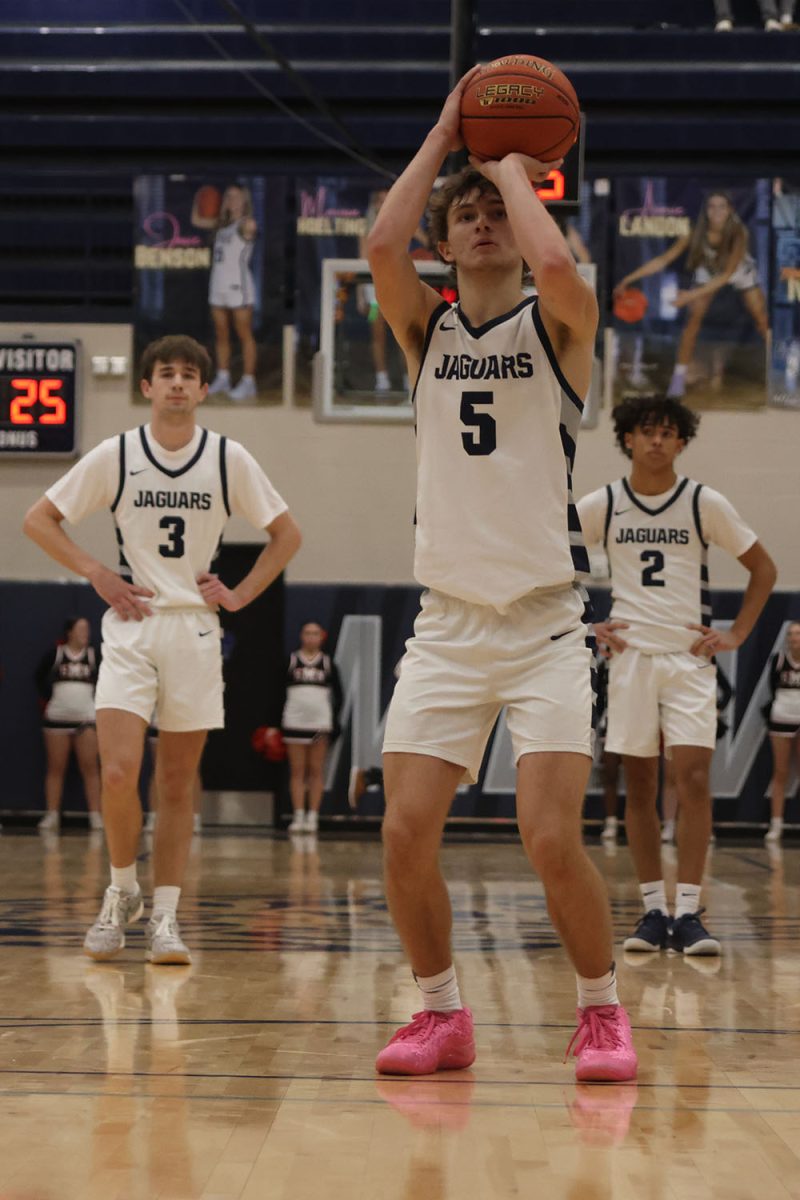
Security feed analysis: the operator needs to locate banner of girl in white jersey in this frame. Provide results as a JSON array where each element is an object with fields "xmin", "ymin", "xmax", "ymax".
[
  {"xmin": 610, "ymin": 177, "xmax": 771, "ymax": 411},
  {"xmin": 770, "ymin": 178, "xmax": 800, "ymax": 410},
  {"xmin": 134, "ymin": 174, "xmax": 286, "ymax": 406}
]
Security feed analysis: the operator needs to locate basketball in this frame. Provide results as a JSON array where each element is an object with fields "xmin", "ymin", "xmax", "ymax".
[
  {"xmin": 195, "ymin": 184, "xmax": 222, "ymax": 219},
  {"xmin": 613, "ymin": 287, "xmax": 648, "ymax": 324},
  {"xmin": 460, "ymin": 54, "xmax": 580, "ymax": 163}
]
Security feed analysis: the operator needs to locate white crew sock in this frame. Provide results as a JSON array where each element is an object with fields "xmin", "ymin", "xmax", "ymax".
[
  {"xmin": 577, "ymin": 964, "xmax": 619, "ymax": 1010},
  {"xmin": 675, "ymin": 883, "xmax": 701, "ymax": 919},
  {"xmin": 640, "ymin": 880, "xmax": 669, "ymax": 916},
  {"xmin": 415, "ymin": 965, "xmax": 462, "ymax": 1012},
  {"xmin": 671, "ymin": 363, "xmax": 687, "ymax": 381},
  {"xmin": 152, "ymin": 885, "xmax": 181, "ymax": 918},
  {"xmin": 110, "ymin": 863, "xmax": 138, "ymax": 894},
  {"xmin": 214, "ymin": 369, "xmax": 230, "ymax": 382},
  {"xmin": 768, "ymin": 817, "xmax": 783, "ymax": 834}
]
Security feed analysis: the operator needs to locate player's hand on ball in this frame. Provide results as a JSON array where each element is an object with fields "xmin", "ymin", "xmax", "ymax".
[
  {"xmin": 593, "ymin": 620, "xmax": 630, "ymax": 658},
  {"xmin": 90, "ymin": 565, "xmax": 153, "ymax": 621},
  {"xmin": 437, "ymin": 65, "xmax": 483, "ymax": 150},
  {"xmin": 688, "ymin": 624, "xmax": 740, "ymax": 658},
  {"xmin": 197, "ymin": 571, "xmax": 243, "ymax": 612},
  {"xmin": 469, "ymin": 153, "xmax": 562, "ymax": 184}
]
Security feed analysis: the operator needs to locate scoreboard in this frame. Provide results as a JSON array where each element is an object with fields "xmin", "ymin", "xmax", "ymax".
[{"xmin": 0, "ymin": 341, "xmax": 79, "ymax": 458}]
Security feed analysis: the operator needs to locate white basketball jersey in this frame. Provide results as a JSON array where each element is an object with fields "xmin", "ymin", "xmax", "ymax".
[
  {"xmin": 209, "ymin": 223, "xmax": 255, "ymax": 304},
  {"xmin": 111, "ymin": 426, "xmax": 232, "ymax": 609},
  {"xmin": 413, "ymin": 296, "xmax": 589, "ymax": 610},
  {"xmin": 602, "ymin": 476, "xmax": 711, "ymax": 654}
]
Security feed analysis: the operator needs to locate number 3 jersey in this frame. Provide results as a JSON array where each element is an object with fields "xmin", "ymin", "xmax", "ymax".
[
  {"xmin": 413, "ymin": 296, "xmax": 588, "ymax": 611},
  {"xmin": 46, "ymin": 424, "xmax": 287, "ymax": 609},
  {"xmin": 577, "ymin": 477, "xmax": 756, "ymax": 654}
]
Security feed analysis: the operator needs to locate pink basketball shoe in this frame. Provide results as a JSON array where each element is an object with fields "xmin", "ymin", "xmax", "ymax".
[
  {"xmin": 566, "ymin": 1004, "xmax": 638, "ymax": 1082},
  {"xmin": 376, "ymin": 1008, "xmax": 476, "ymax": 1075}
]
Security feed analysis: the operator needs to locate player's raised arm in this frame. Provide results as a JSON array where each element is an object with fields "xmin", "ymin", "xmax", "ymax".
[
  {"xmin": 366, "ymin": 67, "xmax": 481, "ymax": 362},
  {"xmin": 475, "ymin": 153, "xmax": 597, "ymax": 343}
]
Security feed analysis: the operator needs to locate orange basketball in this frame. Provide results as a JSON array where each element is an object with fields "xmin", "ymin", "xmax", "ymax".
[
  {"xmin": 613, "ymin": 288, "xmax": 648, "ymax": 324},
  {"xmin": 196, "ymin": 184, "xmax": 222, "ymax": 219},
  {"xmin": 460, "ymin": 54, "xmax": 580, "ymax": 162}
]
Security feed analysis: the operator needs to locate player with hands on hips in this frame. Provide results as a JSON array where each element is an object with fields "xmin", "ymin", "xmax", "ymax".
[
  {"xmin": 578, "ymin": 396, "xmax": 775, "ymax": 956},
  {"xmin": 367, "ymin": 68, "xmax": 637, "ymax": 1082},
  {"xmin": 23, "ymin": 334, "xmax": 301, "ymax": 966}
]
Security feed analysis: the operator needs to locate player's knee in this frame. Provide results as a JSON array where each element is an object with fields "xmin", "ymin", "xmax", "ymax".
[
  {"xmin": 101, "ymin": 758, "xmax": 139, "ymax": 795},
  {"xmin": 382, "ymin": 811, "xmax": 436, "ymax": 875},
  {"xmin": 525, "ymin": 827, "xmax": 575, "ymax": 883}
]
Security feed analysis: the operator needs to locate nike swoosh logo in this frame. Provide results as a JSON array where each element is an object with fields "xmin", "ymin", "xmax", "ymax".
[
  {"xmin": 550, "ymin": 629, "xmax": 575, "ymax": 641},
  {"xmin": 614, "ymin": 508, "xmax": 632, "ymax": 515},
  {"xmin": 439, "ymin": 321, "xmax": 457, "ymax": 332},
  {"xmin": 130, "ymin": 468, "xmax": 149, "ymax": 476},
  {"xmin": 198, "ymin": 630, "xmax": 214, "ymax": 637}
]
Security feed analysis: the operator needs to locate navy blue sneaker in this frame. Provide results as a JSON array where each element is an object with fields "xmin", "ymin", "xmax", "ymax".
[
  {"xmin": 668, "ymin": 908, "xmax": 720, "ymax": 956},
  {"xmin": 623, "ymin": 909, "xmax": 669, "ymax": 952}
]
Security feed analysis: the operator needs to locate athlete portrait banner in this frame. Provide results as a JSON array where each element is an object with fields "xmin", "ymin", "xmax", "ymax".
[
  {"xmin": 610, "ymin": 178, "xmax": 771, "ymax": 411},
  {"xmin": 293, "ymin": 175, "xmax": 434, "ymax": 403},
  {"xmin": 770, "ymin": 178, "xmax": 800, "ymax": 410},
  {"xmin": 133, "ymin": 174, "xmax": 287, "ymax": 405}
]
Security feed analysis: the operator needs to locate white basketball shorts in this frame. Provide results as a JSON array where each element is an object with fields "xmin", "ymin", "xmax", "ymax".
[
  {"xmin": 383, "ymin": 585, "xmax": 595, "ymax": 783},
  {"xmin": 95, "ymin": 608, "xmax": 225, "ymax": 732},
  {"xmin": 605, "ymin": 647, "xmax": 717, "ymax": 758}
]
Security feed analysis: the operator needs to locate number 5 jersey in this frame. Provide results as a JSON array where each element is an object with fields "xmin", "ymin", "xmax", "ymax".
[{"xmin": 412, "ymin": 296, "xmax": 589, "ymax": 611}]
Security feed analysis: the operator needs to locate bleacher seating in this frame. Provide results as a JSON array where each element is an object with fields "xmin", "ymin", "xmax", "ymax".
[{"xmin": 0, "ymin": 0, "xmax": 797, "ymax": 318}]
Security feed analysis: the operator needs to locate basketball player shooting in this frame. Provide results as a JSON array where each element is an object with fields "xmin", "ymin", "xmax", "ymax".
[
  {"xmin": 577, "ymin": 397, "xmax": 776, "ymax": 955},
  {"xmin": 23, "ymin": 335, "xmax": 301, "ymax": 965},
  {"xmin": 367, "ymin": 68, "xmax": 637, "ymax": 1081}
]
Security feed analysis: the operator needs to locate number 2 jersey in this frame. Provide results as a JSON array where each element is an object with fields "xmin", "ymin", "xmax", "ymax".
[
  {"xmin": 413, "ymin": 296, "xmax": 589, "ymax": 611},
  {"xmin": 577, "ymin": 477, "xmax": 756, "ymax": 654},
  {"xmin": 46, "ymin": 424, "xmax": 287, "ymax": 609}
]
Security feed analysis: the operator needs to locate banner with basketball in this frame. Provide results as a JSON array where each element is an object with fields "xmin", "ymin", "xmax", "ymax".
[
  {"xmin": 133, "ymin": 174, "xmax": 287, "ymax": 405},
  {"xmin": 293, "ymin": 176, "xmax": 434, "ymax": 402},
  {"xmin": 769, "ymin": 178, "xmax": 800, "ymax": 410},
  {"xmin": 610, "ymin": 178, "xmax": 771, "ymax": 411}
]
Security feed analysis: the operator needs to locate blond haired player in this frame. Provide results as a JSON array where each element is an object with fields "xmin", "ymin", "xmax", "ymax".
[{"xmin": 367, "ymin": 69, "xmax": 637, "ymax": 1082}]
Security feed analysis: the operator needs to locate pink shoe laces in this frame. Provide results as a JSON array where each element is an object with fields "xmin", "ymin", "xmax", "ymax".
[
  {"xmin": 565, "ymin": 1005, "xmax": 626, "ymax": 1061},
  {"xmin": 388, "ymin": 1010, "xmax": 455, "ymax": 1046}
]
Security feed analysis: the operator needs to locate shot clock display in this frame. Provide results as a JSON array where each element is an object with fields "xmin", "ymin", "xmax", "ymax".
[
  {"xmin": 534, "ymin": 116, "xmax": 584, "ymax": 212},
  {"xmin": 0, "ymin": 341, "xmax": 79, "ymax": 458}
]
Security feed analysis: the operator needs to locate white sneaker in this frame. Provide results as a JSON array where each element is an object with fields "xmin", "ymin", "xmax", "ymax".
[
  {"xmin": 765, "ymin": 17, "xmax": 782, "ymax": 29},
  {"xmin": 88, "ymin": 811, "xmax": 104, "ymax": 831},
  {"xmin": 666, "ymin": 371, "xmax": 686, "ymax": 399},
  {"xmin": 228, "ymin": 375, "xmax": 257, "ymax": 402},
  {"xmin": 146, "ymin": 912, "xmax": 191, "ymax": 965},
  {"xmin": 781, "ymin": 12, "xmax": 794, "ymax": 25},
  {"xmin": 288, "ymin": 810, "xmax": 305, "ymax": 833},
  {"xmin": 765, "ymin": 822, "xmax": 783, "ymax": 843},
  {"xmin": 715, "ymin": 18, "xmax": 733, "ymax": 30},
  {"xmin": 304, "ymin": 810, "xmax": 319, "ymax": 834},
  {"xmin": 143, "ymin": 811, "xmax": 156, "ymax": 833},
  {"xmin": 38, "ymin": 810, "xmax": 60, "ymax": 832},
  {"xmin": 207, "ymin": 372, "xmax": 230, "ymax": 396},
  {"xmin": 84, "ymin": 885, "xmax": 144, "ymax": 960}
]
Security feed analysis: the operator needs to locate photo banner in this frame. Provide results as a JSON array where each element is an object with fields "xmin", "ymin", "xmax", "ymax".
[
  {"xmin": 610, "ymin": 178, "xmax": 770, "ymax": 410},
  {"xmin": 133, "ymin": 174, "xmax": 286, "ymax": 405},
  {"xmin": 294, "ymin": 177, "xmax": 435, "ymax": 400},
  {"xmin": 770, "ymin": 178, "xmax": 800, "ymax": 410}
]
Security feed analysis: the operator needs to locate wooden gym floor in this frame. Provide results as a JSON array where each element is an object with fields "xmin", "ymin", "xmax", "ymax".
[{"xmin": 0, "ymin": 826, "xmax": 798, "ymax": 1200}]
